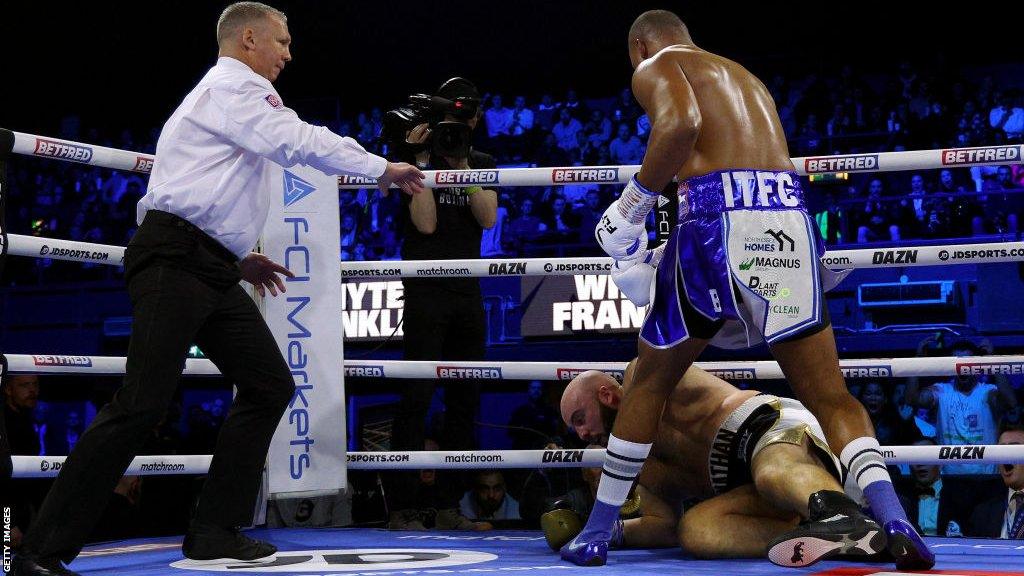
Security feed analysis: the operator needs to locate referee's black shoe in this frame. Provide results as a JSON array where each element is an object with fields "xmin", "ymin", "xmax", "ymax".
[
  {"xmin": 8, "ymin": 553, "xmax": 81, "ymax": 576},
  {"xmin": 767, "ymin": 490, "xmax": 886, "ymax": 568},
  {"xmin": 182, "ymin": 522, "xmax": 277, "ymax": 563}
]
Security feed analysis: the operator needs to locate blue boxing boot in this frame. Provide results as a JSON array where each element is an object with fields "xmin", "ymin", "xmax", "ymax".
[
  {"xmin": 559, "ymin": 504, "xmax": 624, "ymax": 566},
  {"xmin": 885, "ymin": 518, "xmax": 935, "ymax": 570}
]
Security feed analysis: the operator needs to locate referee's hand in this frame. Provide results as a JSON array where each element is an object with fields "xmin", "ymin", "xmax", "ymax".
[
  {"xmin": 240, "ymin": 253, "xmax": 295, "ymax": 298},
  {"xmin": 378, "ymin": 161, "xmax": 426, "ymax": 197}
]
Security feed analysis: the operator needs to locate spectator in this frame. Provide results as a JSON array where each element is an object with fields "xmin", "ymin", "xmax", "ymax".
[
  {"xmin": 562, "ymin": 89, "xmax": 583, "ymax": 118},
  {"xmin": 542, "ymin": 195, "xmax": 577, "ymax": 242},
  {"xmin": 937, "ymin": 169, "xmax": 985, "ymax": 237},
  {"xmin": 608, "ymin": 123, "xmax": 645, "ymax": 166},
  {"xmin": 535, "ymin": 94, "xmax": 559, "ymax": 132},
  {"xmin": 967, "ymin": 424, "xmax": 1024, "ymax": 538},
  {"xmin": 614, "ymin": 87, "xmax": 642, "ymax": 127},
  {"xmin": 507, "ymin": 198, "xmax": 546, "ymax": 247},
  {"xmin": 552, "ymin": 109, "xmax": 583, "ymax": 152},
  {"xmin": 507, "ymin": 381, "xmax": 562, "ymax": 450},
  {"xmin": 534, "ymin": 133, "xmax": 571, "ymax": 168},
  {"xmin": 896, "ymin": 438, "xmax": 965, "ymax": 537},
  {"xmin": 906, "ymin": 337, "xmax": 1018, "ymax": 475},
  {"xmin": 585, "ymin": 110, "xmax": 613, "ymax": 147},
  {"xmin": 989, "ymin": 91, "xmax": 1024, "ymax": 138},
  {"xmin": 859, "ymin": 382, "xmax": 918, "ymax": 446},
  {"xmin": 460, "ymin": 470, "xmax": 520, "ymax": 523},
  {"xmin": 3, "ymin": 375, "xmax": 43, "ymax": 548},
  {"xmin": 572, "ymin": 131, "xmax": 602, "ymax": 167},
  {"xmin": 508, "ymin": 96, "xmax": 534, "ymax": 161},
  {"xmin": 574, "ymin": 189, "xmax": 604, "ymax": 247},
  {"xmin": 853, "ymin": 178, "xmax": 900, "ymax": 242},
  {"xmin": 484, "ymin": 94, "xmax": 513, "ymax": 158},
  {"xmin": 340, "ymin": 213, "xmax": 358, "ymax": 261}
]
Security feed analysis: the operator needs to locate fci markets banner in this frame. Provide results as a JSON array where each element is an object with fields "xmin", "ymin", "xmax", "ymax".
[{"xmin": 264, "ymin": 166, "xmax": 347, "ymax": 496}]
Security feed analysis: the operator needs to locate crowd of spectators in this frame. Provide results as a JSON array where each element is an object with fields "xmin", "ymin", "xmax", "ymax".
[{"xmin": 5, "ymin": 60, "xmax": 1024, "ymax": 285}]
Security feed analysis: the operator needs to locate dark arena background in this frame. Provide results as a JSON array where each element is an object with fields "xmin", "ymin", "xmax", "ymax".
[{"xmin": 1, "ymin": 1, "xmax": 1023, "ymax": 575}]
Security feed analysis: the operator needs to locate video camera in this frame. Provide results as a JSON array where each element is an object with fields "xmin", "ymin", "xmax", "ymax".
[{"xmin": 381, "ymin": 78, "xmax": 481, "ymax": 160}]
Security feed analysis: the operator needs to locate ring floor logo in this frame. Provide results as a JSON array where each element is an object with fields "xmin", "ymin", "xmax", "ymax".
[{"xmin": 170, "ymin": 548, "xmax": 497, "ymax": 572}]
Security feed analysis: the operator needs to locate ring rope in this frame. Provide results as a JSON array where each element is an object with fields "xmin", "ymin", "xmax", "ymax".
[
  {"xmin": 11, "ymin": 444, "xmax": 1024, "ymax": 478},
  {"xmin": 7, "ymin": 354, "xmax": 1023, "ymax": 380},
  {"xmin": 6, "ymin": 128, "xmax": 1021, "ymax": 185},
  {"xmin": 8, "ymin": 233, "xmax": 1024, "ymax": 273}
]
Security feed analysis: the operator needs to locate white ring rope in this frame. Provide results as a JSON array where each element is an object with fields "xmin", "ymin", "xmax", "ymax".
[
  {"xmin": 6, "ymin": 354, "xmax": 1024, "ymax": 380},
  {"xmin": 11, "ymin": 444, "xmax": 1024, "ymax": 478},
  {"xmin": 6, "ymin": 129, "xmax": 1022, "ymax": 184},
  {"xmin": 8, "ymin": 232, "xmax": 1024, "ymax": 273}
]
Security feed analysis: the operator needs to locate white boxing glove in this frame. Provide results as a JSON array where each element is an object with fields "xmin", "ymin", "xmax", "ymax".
[
  {"xmin": 594, "ymin": 176, "xmax": 660, "ymax": 260},
  {"xmin": 610, "ymin": 244, "xmax": 665, "ymax": 307}
]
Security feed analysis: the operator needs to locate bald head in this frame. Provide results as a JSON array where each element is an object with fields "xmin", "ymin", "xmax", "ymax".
[
  {"xmin": 217, "ymin": 2, "xmax": 286, "ymax": 48},
  {"xmin": 629, "ymin": 10, "xmax": 690, "ymax": 44},
  {"xmin": 561, "ymin": 371, "xmax": 621, "ymax": 444}
]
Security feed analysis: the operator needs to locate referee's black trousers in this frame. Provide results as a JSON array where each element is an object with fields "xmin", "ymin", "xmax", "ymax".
[{"xmin": 22, "ymin": 210, "xmax": 294, "ymax": 563}]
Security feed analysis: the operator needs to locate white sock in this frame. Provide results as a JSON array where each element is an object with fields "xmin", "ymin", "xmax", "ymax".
[
  {"xmin": 840, "ymin": 436, "xmax": 892, "ymax": 489},
  {"xmin": 595, "ymin": 435, "xmax": 652, "ymax": 505}
]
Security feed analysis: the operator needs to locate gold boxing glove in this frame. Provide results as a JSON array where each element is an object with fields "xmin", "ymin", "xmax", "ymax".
[{"xmin": 540, "ymin": 508, "xmax": 582, "ymax": 551}]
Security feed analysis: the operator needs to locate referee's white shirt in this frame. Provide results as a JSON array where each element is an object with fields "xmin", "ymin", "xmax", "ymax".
[{"xmin": 138, "ymin": 56, "xmax": 388, "ymax": 258}]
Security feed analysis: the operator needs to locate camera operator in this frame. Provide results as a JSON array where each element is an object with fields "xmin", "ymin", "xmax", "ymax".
[{"xmin": 385, "ymin": 77, "xmax": 498, "ymax": 530}]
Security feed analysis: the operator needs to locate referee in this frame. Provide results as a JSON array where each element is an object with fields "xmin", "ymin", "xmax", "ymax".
[{"xmin": 11, "ymin": 4, "xmax": 424, "ymax": 575}]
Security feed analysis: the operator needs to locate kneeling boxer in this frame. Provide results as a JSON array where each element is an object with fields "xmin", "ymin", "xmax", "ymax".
[{"xmin": 546, "ymin": 364, "xmax": 885, "ymax": 567}]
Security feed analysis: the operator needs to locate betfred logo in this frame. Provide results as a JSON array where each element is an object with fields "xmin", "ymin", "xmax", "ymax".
[
  {"xmin": 344, "ymin": 366, "xmax": 384, "ymax": 378},
  {"xmin": 551, "ymin": 168, "xmax": 619, "ymax": 183},
  {"xmin": 841, "ymin": 365, "xmax": 893, "ymax": 378},
  {"xmin": 555, "ymin": 368, "xmax": 624, "ymax": 381},
  {"xmin": 339, "ymin": 175, "xmax": 378, "ymax": 186},
  {"xmin": 32, "ymin": 355, "xmax": 93, "ymax": 367},
  {"xmin": 942, "ymin": 145, "xmax": 1021, "ymax": 165},
  {"xmin": 133, "ymin": 156, "xmax": 154, "ymax": 173},
  {"xmin": 803, "ymin": 154, "xmax": 878, "ymax": 173},
  {"xmin": 436, "ymin": 366, "xmax": 502, "ymax": 379},
  {"xmin": 434, "ymin": 170, "xmax": 499, "ymax": 185},
  {"xmin": 33, "ymin": 138, "xmax": 93, "ymax": 163},
  {"xmin": 956, "ymin": 362, "xmax": 1024, "ymax": 376},
  {"xmin": 706, "ymin": 368, "xmax": 756, "ymax": 380}
]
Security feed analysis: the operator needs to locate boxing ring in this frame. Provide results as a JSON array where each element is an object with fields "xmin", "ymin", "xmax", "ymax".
[{"xmin": 3, "ymin": 129, "xmax": 1024, "ymax": 574}]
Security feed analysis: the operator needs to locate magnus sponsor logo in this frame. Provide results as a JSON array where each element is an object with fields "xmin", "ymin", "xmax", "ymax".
[
  {"xmin": 804, "ymin": 154, "xmax": 878, "ymax": 173},
  {"xmin": 556, "ymin": 368, "xmax": 624, "ymax": 381},
  {"xmin": 133, "ymin": 156, "xmax": 154, "ymax": 173},
  {"xmin": 32, "ymin": 355, "xmax": 92, "ymax": 367},
  {"xmin": 956, "ymin": 362, "xmax": 1024, "ymax": 376},
  {"xmin": 551, "ymin": 168, "xmax": 619, "ymax": 183},
  {"xmin": 33, "ymin": 138, "xmax": 93, "ymax": 163},
  {"xmin": 872, "ymin": 249, "xmax": 918, "ymax": 264},
  {"xmin": 841, "ymin": 365, "xmax": 893, "ymax": 378},
  {"xmin": 436, "ymin": 366, "xmax": 503, "ymax": 379},
  {"xmin": 939, "ymin": 446, "xmax": 986, "ymax": 460},
  {"xmin": 705, "ymin": 368, "xmax": 756, "ymax": 380},
  {"xmin": 942, "ymin": 145, "xmax": 1021, "ymax": 165},
  {"xmin": 344, "ymin": 365, "xmax": 385, "ymax": 378},
  {"xmin": 435, "ymin": 170, "xmax": 499, "ymax": 185},
  {"xmin": 542, "ymin": 449, "xmax": 584, "ymax": 463},
  {"xmin": 738, "ymin": 256, "xmax": 801, "ymax": 271},
  {"xmin": 488, "ymin": 261, "xmax": 527, "ymax": 275}
]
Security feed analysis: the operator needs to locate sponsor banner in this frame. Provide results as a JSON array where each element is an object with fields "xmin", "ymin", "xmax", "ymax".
[
  {"xmin": 32, "ymin": 355, "xmax": 93, "ymax": 367},
  {"xmin": 344, "ymin": 365, "xmax": 386, "ymax": 378},
  {"xmin": 803, "ymin": 154, "xmax": 878, "ymax": 173},
  {"xmin": 841, "ymin": 365, "xmax": 893, "ymax": 379},
  {"xmin": 488, "ymin": 260, "xmax": 527, "ymax": 275},
  {"xmin": 705, "ymin": 368, "xmax": 757, "ymax": 380},
  {"xmin": 33, "ymin": 137, "xmax": 93, "ymax": 163},
  {"xmin": 38, "ymin": 244, "xmax": 110, "ymax": 262},
  {"xmin": 520, "ymin": 273, "xmax": 646, "ymax": 337},
  {"xmin": 555, "ymin": 368, "xmax": 624, "ymax": 382},
  {"xmin": 265, "ymin": 166, "xmax": 347, "ymax": 495},
  {"xmin": 941, "ymin": 145, "xmax": 1022, "ymax": 166},
  {"xmin": 956, "ymin": 361, "xmax": 1024, "ymax": 376},
  {"xmin": 434, "ymin": 169, "xmax": 499, "ymax": 185},
  {"xmin": 342, "ymin": 280, "xmax": 404, "ymax": 341},
  {"xmin": 171, "ymin": 548, "xmax": 498, "ymax": 573},
  {"xmin": 551, "ymin": 167, "xmax": 619, "ymax": 183},
  {"xmin": 938, "ymin": 247, "xmax": 1024, "ymax": 263},
  {"xmin": 133, "ymin": 156, "xmax": 154, "ymax": 173},
  {"xmin": 436, "ymin": 366, "xmax": 503, "ymax": 379},
  {"xmin": 871, "ymin": 249, "xmax": 918, "ymax": 265}
]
